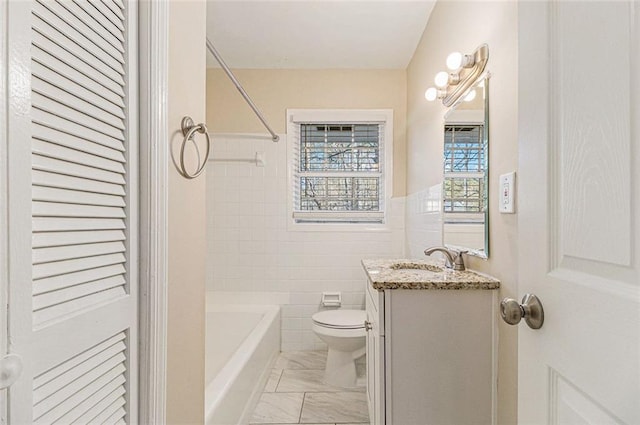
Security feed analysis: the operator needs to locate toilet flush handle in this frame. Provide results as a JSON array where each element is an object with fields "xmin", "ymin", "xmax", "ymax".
[{"xmin": 364, "ymin": 320, "xmax": 373, "ymax": 331}]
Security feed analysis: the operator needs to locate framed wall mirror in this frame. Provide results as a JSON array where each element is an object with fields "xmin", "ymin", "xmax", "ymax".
[{"xmin": 442, "ymin": 76, "xmax": 489, "ymax": 258}]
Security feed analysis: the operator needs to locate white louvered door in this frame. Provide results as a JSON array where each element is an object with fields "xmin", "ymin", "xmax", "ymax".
[{"xmin": 6, "ymin": 0, "xmax": 138, "ymax": 423}]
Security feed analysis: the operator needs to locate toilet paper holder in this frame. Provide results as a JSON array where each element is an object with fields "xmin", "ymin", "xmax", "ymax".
[{"xmin": 321, "ymin": 292, "xmax": 342, "ymax": 307}]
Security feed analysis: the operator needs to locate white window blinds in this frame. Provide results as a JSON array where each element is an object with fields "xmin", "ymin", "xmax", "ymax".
[{"xmin": 292, "ymin": 122, "xmax": 385, "ymax": 223}]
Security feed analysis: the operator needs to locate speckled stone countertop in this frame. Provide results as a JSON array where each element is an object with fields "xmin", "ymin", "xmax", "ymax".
[{"xmin": 362, "ymin": 259, "xmax": 500, "ymax": 291}]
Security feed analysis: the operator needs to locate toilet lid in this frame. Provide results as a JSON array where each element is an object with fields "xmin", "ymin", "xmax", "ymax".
[{"xmin": 312, "ymin": 310, "xmax": 366, "ymax": 329}]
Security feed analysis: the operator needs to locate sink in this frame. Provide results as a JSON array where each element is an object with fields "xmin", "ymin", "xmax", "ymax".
[
  {"xmin": 389, "ymin": 262, "xmax": 444, "ymax": 272},
  {"xmin": 362, "ymin": 259, "xmax": 501, "ymax": 291}
]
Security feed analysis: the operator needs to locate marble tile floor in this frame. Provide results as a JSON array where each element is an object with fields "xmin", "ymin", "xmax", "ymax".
[{"xmin": 250, "ymin": 351, "xmax": 370, "ymax": 425}]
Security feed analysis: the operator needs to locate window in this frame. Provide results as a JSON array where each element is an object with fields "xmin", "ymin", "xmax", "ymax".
[
  {"xmin": 287, "ymin": 110, "xmax": 393, "ymax": 226},
  {"xmin": 443, "ymin": 124, "xmax": 486, "ymax": 213}
]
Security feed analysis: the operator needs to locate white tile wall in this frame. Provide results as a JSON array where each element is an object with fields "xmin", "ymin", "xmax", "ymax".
[
  {"xmin": 405, "ymin": 183, "xmax": 443, "ymax": 259},
  {"xmin": 206, "ymin": 134, "xmax": 405, "ymax": 351}
]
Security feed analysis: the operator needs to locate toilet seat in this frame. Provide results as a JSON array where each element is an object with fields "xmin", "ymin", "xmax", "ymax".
[{"xmin": 312, "ymin": 309, "xmax": 366, "ymax": 330}]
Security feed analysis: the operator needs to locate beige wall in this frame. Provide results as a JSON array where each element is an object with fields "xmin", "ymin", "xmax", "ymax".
[
  {"xmin": 206, "ymin": 69, "xmax": 408, "ymax": 196},
  {"xmin": 406, "ymin": 1, "xmax": 519, "ymax": 424},
  {"xmin": 167, "ymin": 1, "xmax": 207, "ymax": 423}
]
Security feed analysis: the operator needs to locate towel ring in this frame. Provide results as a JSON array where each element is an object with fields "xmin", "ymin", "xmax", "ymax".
[{"xmin": 179, "ymin": 116, "xmax": 211, "ymax": 179}]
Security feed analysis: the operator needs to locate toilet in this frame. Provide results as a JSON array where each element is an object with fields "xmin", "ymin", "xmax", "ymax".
[{"xmin": 311, "ymin": 309, "xmax": 366, "ymax": 388}]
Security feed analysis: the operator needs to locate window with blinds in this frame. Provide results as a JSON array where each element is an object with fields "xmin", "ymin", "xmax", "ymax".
[
  {"xmin": 443, "ymin": 124, "xmax": 486, "ymax": 213},
  {"xmin": 289, "ymin": 111, "xmax": 391, "ymax": 224}
]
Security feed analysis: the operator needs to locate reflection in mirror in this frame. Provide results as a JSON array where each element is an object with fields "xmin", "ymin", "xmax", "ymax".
[{"xmin": 443, "ymin": 77, "xmax": 489, "ymax": 258}]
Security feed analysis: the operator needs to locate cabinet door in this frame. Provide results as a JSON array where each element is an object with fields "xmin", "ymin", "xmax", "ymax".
[
  {"xmin": 365, "ymin": 293, "xmax": 376, "ymax": 423},
  {"xmin": 366, "ymin": 284, "xmax": 385, "ymax": 425},
  {"xmin": 373, "ymin": 326, "xmax": 384, "ymax": 425}
]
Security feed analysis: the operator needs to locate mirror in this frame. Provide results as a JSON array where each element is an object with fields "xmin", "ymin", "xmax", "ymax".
[{"xmin": 442, "ymin": 76, "xmax": 489, "ymax": 258}]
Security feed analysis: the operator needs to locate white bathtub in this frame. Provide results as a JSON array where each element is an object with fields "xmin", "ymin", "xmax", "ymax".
[{"xmin": 205, "ymin": 304, "xmax": 281, "ymax": 425}]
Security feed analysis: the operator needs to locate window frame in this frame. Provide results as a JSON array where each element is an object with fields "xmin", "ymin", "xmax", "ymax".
[
  {"xmin": 442, "ymin": 122, "xmax": 487, "ymax": 219},
  {"xmin": 286, "ymin": 109, "xmax": 394, "ymax": 232}
]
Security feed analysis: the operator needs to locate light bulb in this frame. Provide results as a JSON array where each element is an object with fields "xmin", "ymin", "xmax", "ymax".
[
  {"xmin": 425, "ymin": 87, "xmax": 438, "ymax": 101},
  {"xmin": 434, "ymin": 71, "xmax": 449, "ymax": 88},
  {"xmin": 446, "ymin": 52, "xmax": 462, "ymax": 70},
  {"xmin": 448, "ymin": 72, "xmax": 461, "ymax": 85},
  {"xmin": 464, "ymin": 89, "xmax": 477, "ymax": 102}
]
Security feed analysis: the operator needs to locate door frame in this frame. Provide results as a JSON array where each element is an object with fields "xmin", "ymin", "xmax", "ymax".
[
  {"xmin": 138, "ymin": 1, "xmax": 170, "ymax": 424},
  {"xmin": 0, "ymin": 2, "xmax": 170, "ymax": 423},
  {"xmin": 0, "ymin": 0, "xmax": 8, "ymax": 422}
]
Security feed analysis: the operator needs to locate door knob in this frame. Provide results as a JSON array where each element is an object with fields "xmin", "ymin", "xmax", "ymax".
[
  {"xmin": 500, "ymin": 293, "xmax": 544, "ymax": 329},
  {"xmin": 0, "ymin": 354, "xmax": 23, "ymax": 389}
]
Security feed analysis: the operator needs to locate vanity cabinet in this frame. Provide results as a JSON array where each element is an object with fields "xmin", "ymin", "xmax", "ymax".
[{"xmin": 363, "ymin": 260, "xmax": 499, "ymax": 425}]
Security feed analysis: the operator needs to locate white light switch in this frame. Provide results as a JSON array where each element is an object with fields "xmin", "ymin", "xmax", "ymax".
[{"xmin": 499, "ymin": 172, "xmax": 516, "ymax": 213}]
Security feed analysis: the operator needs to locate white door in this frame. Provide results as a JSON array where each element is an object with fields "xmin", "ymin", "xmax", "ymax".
[
  {"xmin": 3, "ymin": 0, "xmax": 138, "ymax": 423},
  {"xmin": 517, "ymin": 1, "xmax": 639, "ymax": 424}
]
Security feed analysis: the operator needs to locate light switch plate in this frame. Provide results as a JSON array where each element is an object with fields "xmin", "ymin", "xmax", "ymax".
[{"xmin": 499, "ymin": 172, "xmax": 516, "ymax": 213}]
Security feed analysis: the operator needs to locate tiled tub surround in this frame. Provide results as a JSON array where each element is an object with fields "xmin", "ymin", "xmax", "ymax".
[
  {"xmin": 206, "ymin": 134, "xmax": 405, "ymax": 351},
  {"xmin": 250, "ymin": 351, "xmax": 369, "ymax": 425},
  {"xmin": 405, "ymin": 184, "xmax": 443, "ymax": 259},
  {"xmin": 361, "ymin": 258, "xmax": 500, "ymax": 290}
]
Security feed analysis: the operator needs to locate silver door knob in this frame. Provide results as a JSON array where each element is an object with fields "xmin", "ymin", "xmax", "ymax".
[
  {"xmin": 500, "ymin": 293, "xmax": 544, "ymax": 329},
  {"xmin": 0, "ymin": 354, "xmax": 23, "ymax": 389}
]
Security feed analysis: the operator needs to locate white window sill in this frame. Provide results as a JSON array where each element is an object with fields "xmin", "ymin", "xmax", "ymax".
[{"xmin": 286, "ymin": 220, "xmax": 392, "ymax": 233}]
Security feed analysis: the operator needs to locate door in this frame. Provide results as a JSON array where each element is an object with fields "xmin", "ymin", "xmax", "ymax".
[
  {"xmin": 4, "ymin": 0, "xmax": 138, "ymax": 423},
  {"xmin": 518, "ymin": 1, "xmax": 639, "ymax": 424}
]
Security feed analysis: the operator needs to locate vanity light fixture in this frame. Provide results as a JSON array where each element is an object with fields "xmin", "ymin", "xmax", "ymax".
[
  {"xmin": 435, "ymin": 71, "xmax": 461, "ymax": 88},
  {"xmin": 425, "ymin": 44, "xmax": 489, "ymax": 107},
  {"xmin": 446, "ymin": 51, "xmax": 476, "ymax": 70}
]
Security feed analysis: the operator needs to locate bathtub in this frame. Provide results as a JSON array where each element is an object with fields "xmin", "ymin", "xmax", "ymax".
[{"xmin": 205, "ymin": 304, "xmax": 281, "ymax": 425}]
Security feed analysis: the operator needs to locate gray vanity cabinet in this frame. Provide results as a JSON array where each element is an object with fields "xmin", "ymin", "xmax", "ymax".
[{"xmin": 364, "ymin": 276, "xmax": 497, "ymax": 425}]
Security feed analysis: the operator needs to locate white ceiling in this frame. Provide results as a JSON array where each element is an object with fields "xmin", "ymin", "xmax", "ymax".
[{"xmin": 206, "ymin": 1, "xmax": 436, "ymax": 69}]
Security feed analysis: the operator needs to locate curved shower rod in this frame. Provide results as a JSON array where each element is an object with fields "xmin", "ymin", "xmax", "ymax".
[{"xmin": 206, "ymin": 38, "xmax": 280, "ymax": 143}]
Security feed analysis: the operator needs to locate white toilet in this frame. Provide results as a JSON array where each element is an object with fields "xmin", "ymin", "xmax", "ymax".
[{"xmin": 311, "ymin": 309, "xmax": 366, "ymax": 388}]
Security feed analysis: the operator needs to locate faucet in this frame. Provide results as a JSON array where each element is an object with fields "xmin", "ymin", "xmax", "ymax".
[{"xmin": 424, "ymin": 247, "xmax": 466, "ymax": 271}]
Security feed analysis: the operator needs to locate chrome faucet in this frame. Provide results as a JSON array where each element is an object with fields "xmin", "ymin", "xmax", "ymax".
[{"xmin": 424, "ymin": 247, "xmax": 466, "ymax": 271}]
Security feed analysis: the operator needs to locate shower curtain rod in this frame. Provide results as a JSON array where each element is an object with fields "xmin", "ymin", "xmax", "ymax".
[{"xmin": 206, "ymin": 38, "xmax": 280, "ymax": 143}]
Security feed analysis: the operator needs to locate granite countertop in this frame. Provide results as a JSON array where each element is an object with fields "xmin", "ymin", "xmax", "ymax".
[{"xmin": 361, "ymin": 258, "xmax": 500, "ymax": 291}]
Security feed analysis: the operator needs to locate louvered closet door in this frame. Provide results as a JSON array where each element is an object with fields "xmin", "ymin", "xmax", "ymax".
[{"xmin": 6, "ymin": 0, "xmax": 138, "ymax": 423}]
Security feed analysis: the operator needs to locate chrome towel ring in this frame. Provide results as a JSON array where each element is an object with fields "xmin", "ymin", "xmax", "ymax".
[{"xmin": 179, "ymin": 116, "xmax": 210, "ymax": 179}]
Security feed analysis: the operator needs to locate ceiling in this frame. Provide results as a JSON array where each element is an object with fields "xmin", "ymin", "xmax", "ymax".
[{"xmin": 206, "ymin": 1, "xmax": 436, "ymax": 69}]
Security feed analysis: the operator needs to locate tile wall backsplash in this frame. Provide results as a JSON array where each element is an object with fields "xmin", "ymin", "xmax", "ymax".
[
  {"xmin": 206, "ymin": 134, "xmax": 405, "ymax": 351},
  {"xmin": 405, "ymin": 183, "xmax": 443, "ymax": 259}
]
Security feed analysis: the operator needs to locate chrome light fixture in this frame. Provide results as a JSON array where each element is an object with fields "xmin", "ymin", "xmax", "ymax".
[{"xmin": 424, "ymin": 44, "xmax": 489, "ymax": 107}]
